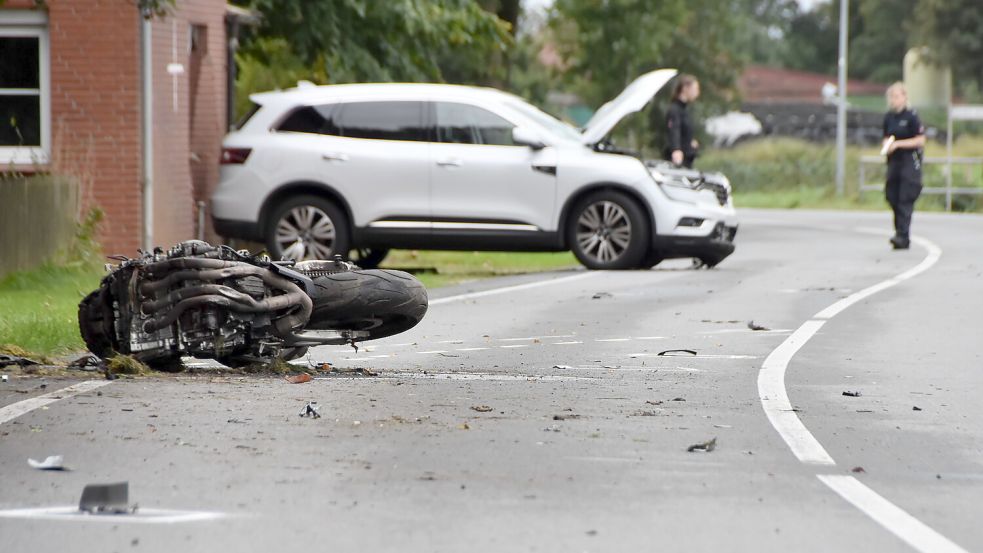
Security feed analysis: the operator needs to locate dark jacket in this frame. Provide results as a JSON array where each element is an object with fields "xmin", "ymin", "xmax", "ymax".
[{"xmin": 665, "ymin": 99, "xmax": 697, "ymax": 161}]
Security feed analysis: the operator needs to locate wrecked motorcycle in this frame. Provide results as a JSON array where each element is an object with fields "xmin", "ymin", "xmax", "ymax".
[{"xmin": 78, "ymin": 240, "xmax": 428, "ymax": 369}]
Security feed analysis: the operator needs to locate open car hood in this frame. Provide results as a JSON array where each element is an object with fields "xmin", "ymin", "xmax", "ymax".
[{"xmin": 580, "ymin": 69, "xmax": 678, "ymax": 145}]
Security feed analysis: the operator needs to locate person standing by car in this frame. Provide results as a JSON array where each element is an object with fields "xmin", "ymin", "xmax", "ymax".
[
  {"xmin": 882, "ymin": 82, "xmax": 925, "ymax": 250},
  {"xmin": 665, "ymin": 74, "xmax": 700, "ymax": 168}
]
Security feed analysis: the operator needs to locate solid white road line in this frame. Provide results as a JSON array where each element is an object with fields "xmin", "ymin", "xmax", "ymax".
[
  {"xmin": 818, "ymin": 476, "xmax": 969, "ymax": 553},
  {"xmin": 0, "ymin": 380, "xmax": 112, "ymax": 426},
  {"xmin": 429, "ymin": 271, "xmax": 595, "ymax": 305},
  {"xmin": 757, "ymin": 319, "xmax": 836, "ymax": 465},
  {"xmin": 757, "ymin": 231, "xmax": 961, "ymax": 550},
  {"xmin": 0, "ymin": 506, "xmax": 226, "ymax": 524}
]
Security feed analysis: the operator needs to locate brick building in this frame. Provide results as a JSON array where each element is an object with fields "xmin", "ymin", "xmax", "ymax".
[{"xmin": 0, "ymin": 0, "xmax": 240, "ymax": 255}]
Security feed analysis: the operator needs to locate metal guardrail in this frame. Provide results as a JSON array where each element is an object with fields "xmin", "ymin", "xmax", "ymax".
[{"xmin": 858, "ymin": 155, "xmax": 983, "ymax": 211}]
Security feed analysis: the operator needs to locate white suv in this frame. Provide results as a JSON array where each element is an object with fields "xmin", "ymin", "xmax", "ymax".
[{"xmin": 211, "ymin": 69, "xmax": 738, "ymax": 270}]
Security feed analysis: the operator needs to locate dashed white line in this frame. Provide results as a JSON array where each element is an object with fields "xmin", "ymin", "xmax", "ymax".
[
  {"xmin": 500, "ymin": 344, "xmax": 529, "ymax": 349},
  {"xmin": 429, "ymin": 271, "xmax": 595, "ymax": 306},
  {"xmin": 456, "ymin": 347, "xmax": 489, "ymax": 352},
  {"xmin": 553, "ymin": 341, "xmax": 583, "ymax": 345},
  {"xmin": 0, "ymin": 380, "xmax": 113, "ymax": 426},
  {"xmin": 595, "ymin": 338, "xmax": 631, "ymax": 342},
  {"xmin": 416, "ymin": 350, "xmax": 447, "ymax": 355}
]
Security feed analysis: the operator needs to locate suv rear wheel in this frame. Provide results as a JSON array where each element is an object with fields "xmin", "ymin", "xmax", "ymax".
[
  {"xmin": 568, "ymin": 191, "xmax": 649, "ymax": 270},
  {"xmin": 266, "ymin": 195, "xmax": 350, "ymax": 261}
]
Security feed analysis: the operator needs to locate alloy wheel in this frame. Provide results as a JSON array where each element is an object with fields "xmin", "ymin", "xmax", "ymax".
[
  {"xmin": 274, "ymin": 205, "xmax": 337, "ymax": 260},
  {"xmin": 575, "ymin": 200, "xmax": 632, "ymax": 264}
]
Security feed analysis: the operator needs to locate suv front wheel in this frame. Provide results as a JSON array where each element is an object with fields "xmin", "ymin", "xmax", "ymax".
[
  {"xmin": 266, "ymin": 195, "xmax": 350, "ymax": 261},
  {"xmin": 567, "ymin": 191, "xmax": 649, "ymax": 270}
]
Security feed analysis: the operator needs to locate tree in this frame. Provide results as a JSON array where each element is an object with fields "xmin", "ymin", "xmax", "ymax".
[
  {"xmin": 548, "ymin": 0, "xmax": 746, "ymax": 153},
  {"xmin": 238, "ymin": 0, "xmax": 512, "ymax": 84},
  {"xmin": 915, "ymin": 0, "xmax": 983, "ymax": 98}
]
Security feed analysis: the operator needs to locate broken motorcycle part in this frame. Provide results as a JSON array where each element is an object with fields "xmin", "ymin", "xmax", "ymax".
[
  {"xmin": 687, "ymin": 437, "xmax": 717, "ymax": 452},
  {"xmin": 79, "ymin": 482, "xmax": 136, "ymax": 514},
  {"xmin": 78, "ymin": 241, "xmax": 427, "ymax": 369},
  {"xmin": 299, "ymin": 401, "xmax": 321, "ymax": 418}
]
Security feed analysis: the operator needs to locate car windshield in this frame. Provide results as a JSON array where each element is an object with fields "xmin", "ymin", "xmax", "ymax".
[{"xmin": 504, "ymin": 98, "xmax": 582, "ymax": 142}]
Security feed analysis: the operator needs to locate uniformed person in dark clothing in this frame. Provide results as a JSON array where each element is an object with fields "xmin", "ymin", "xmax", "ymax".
[
  {"xmin": 665, "ymin": 74, "xmax": 700, "ymax": 168},
  {"xmin": 882, "ymin": 82, "xmax": 926, "ymax": 250}
]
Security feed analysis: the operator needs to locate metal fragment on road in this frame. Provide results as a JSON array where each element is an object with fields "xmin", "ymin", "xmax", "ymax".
[
  {"xmin": 842, "ymin": 391, "xmax": 862, "ymax": 397},
  {"xmin": 687, "ymin": 437, "xmax": 717, "ymax": 453}
]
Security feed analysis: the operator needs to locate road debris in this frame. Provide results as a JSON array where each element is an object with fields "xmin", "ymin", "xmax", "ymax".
[
  {"xmin": 658, "ymin": 349, "xmax": 697, "ymax": 356},
  {"xmin": 28, "ymin": 455, "xmax": 68, "ymax": 471},
  {"xmin": 646, "ymin": 400, "xmax": 663, "ymax": 405},
  {"xmin": 553, "ymin": 414, "xmax": 581, "ymax": 421},
  {"xmin": 322, "ymin": 366, "xmax": 378, "ymax": 377},
  {"xmin": 747, "ymin": 321, "xmax": 770, "ymax": 331},
  {"xmin": 591, "ymin": 292, "xmax": 613, "ymax": 299},
  {"xmin": 851, "ymin": 466, "xmax": 866, "ymax": 473},
  {"xmin": 459, "ymin": 422, "xmax": 470, "ymax": 430},
  {"xmin": 713, "ymin": 424, "xmax": 732, "ymax": 429},
  {"xmin": 471, "ymin": 405, "xmax": 493, "ymax": 413},
  {"xmin": 553, "ymin": 364, "xmax": 573, "ymax": 370},
  {"xmin": 913, "ymin": 406, "xmax": 922, "ymax": 411},
  {"xmin": 842, "ymin": 391, "xmax": 862, "ymax": 397},
  {"xmin": 299, "ymin": 401, "xmax": 321, "ymax": 419},
  {"xmin": 79, "ymin": 481, "xmax": 136, "ymax": 514},
  {"xmin": 631, "ymin": 410, "xmax": 660, "ymax": 417},
  {"xmin": 0, "ymin": 354, "xmax": 39, "ymax": 368},
  {"xmin": 285, "ymin": 373, "xmax": 312, "ymax": 384},
  {"xmin": 1, "ymin": 374, "xmax": 7, "ymax": 383},
  {"xmin": 671, "ymin": 397, "xmax": 686, "ymax": 402},
  {"xmin": 66, "ymin": 353, "xmax": 105, "ymax": 372},
  {"xmin": 687, "ymin": 437, "xmax": 717, "ymax": 452}
]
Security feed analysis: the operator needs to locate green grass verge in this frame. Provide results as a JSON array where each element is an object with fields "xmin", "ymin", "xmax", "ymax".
[{"xmin": 0, "ymin": 263, "xmax": 104, "ymax": 358}]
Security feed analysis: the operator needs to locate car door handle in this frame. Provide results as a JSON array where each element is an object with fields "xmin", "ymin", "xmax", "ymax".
[
  {"xmin": 322, "ymin": 152, "xmax": 349, "ymax": 162},
  {"xmin": 436, "ymin": 158, "xmax": 463, "ymax": 167}
]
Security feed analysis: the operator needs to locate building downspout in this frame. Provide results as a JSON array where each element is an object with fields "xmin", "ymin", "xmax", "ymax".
[{"xmin": 140, "ymin": 10, "xmax": 154, "ymax": 251}]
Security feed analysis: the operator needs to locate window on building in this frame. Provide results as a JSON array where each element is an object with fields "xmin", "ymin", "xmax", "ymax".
[
  {"xmin": 334, "ymin": 101, "xmax": 428, "ymax": 142},
  {"xmin": 435, "ymin": 102, "xmax": 516, "ymax": 146},
  {"xmin": 0, "ymin": 12, "xmax": 49, "ymax": 165}
]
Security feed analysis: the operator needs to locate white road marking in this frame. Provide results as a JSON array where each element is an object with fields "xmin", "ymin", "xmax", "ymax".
[
  {"xmin": 0, "ymin": 506, "xmax": 226, "ymax": 524},
  {"xmin": 553, "ymin": 341, "xmax": 583, "ymax": 345},
  {"xmin": 818, "ymin": 476, "xmax": 969, "ymax": 553},
  {"xmin": 758, "ymin": 319, "xmax": 835, "ymax": 465},
  {"xmin": 595, "ymin": 338, "xmax": 631, "ymax": 342},
  {"xmin": 0, "ymin": 380, "xmax": 112, "ymax": 426},
  {"xmin": 500, "ymin": 344, "xmax": 529, "ymax": 349},
  {"xmin": 390, "ymin": 372, "xmax": 597, "ymax": 382},
  {"xmin": 634, "ymin": 336, "xmax": 667, "ymax": 340},
  {"xmin": 757, "ymin": 232, "xmax": 960, "ymax": 550},
  {"xmin": 455, "ymin": 347, "xmax": 489, "ymax": 352},
  {"xmin": 437, "ymin": 340, "xmax": 464, "ymax": 344},
  {"xmin": 628, "ymin": 353, "xmax": 758, "ymax": 360},
  {"xmin": 416, "ymin": 350, "xmax": 447, "ymax": 355},
  {"xmin": 559, "ymin": 365, "xmax": 703, "ymax": 373},
  {"xmin": 499, "ymin": 335, "xmax": 575, "ymax": 342},
  {"xmin": 699, "ymin": 328, "xmax": 793, "ymax": 334},
  {"xmin": 429, "ymin": 271, "xmax": 595, "ymax": 306}
]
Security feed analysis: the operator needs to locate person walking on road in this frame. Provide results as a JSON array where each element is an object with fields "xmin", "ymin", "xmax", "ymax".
[
  {"xmin": 665, "ymin": 74, "xmax": 700, "ymax": 168},
  {"xmin": 882, "ymin": 82, "xmax": 925, "ymax": 250}
]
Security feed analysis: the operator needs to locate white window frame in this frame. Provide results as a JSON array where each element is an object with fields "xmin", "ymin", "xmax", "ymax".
[{"xmin": 0, "ymin": 10, "xmax": 50, "ymax": 166}]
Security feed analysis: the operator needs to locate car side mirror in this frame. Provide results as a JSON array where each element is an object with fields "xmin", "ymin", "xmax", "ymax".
[{"xmin": 512, "ymin": 127, "xmax": 546, "ymax": 150}]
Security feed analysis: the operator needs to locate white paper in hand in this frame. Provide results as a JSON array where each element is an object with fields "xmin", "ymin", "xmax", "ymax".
[{"xmin": 880, "ymin": 135, "xmax": 895, "ymax": 156}]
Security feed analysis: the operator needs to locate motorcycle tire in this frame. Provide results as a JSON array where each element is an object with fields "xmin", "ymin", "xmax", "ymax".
[{"xmin": 306, "ymin": 269, "xmax": 428, "ymax": 341}]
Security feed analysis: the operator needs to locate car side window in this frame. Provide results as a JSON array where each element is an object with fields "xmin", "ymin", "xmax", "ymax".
[
  {"xmin": 334, "ymin": 101, "xmax": 428, "ymax": 142},
  {"xmin": 276, "ymin": 105, "xmax": 338, "ymax": 135},
  {"xmin": 436, "ymin": 102, "xmax": 516, "ymax": 146}
]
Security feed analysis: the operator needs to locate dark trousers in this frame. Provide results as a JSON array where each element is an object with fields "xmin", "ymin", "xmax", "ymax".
[{"xmin": 885, "ymin": 155, "xmax": 922, "ymax": 239}]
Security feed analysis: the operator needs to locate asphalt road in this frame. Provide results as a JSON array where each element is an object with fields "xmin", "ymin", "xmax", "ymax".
[{"xmin": 1, "ymin": 208, "xmax": 981, "ymax": 553}]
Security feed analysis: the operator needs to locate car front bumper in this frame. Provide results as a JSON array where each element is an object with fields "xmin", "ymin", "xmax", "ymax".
[{"xmin": 652, "ymin": 222, "xmax": 738, "ymax": 262}]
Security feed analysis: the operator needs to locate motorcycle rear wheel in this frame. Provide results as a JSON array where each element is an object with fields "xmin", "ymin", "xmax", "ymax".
[{"xmin": 306, "ymin": 269, "xmax": 428, "ymax": 341}]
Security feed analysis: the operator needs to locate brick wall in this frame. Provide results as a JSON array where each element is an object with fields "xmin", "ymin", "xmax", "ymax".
[
  {"xmin": 2, "ymin": 0, "xmax": 228, "ymax": 256},
  {"xmin": 47, "ymin": 0, "xmax": 142, "ymax": 256}
]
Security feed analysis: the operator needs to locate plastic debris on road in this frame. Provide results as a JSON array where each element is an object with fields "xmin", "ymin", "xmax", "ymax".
[
  {"xmin": 285, "ymin": 373, "xmax": 312, "ymax": 384},
  {"xmin": 470, "ymin": 405, "xmax": 493, "ymax": 412},
  {"xmin": 842, "ymin": 391, "xmax": 862, "ymax": 397},
  {"xmin": 28, "ymin": 455, "xmax": 68, "ymax": 471},
  {"xmin": 747, "ymin": 320, "xmax": 770, "ymax": 331},
  {"xmin": 591, "ymin": 292, "xmax": 613, "ymax": 299},
  {"xmin": 658, "ymin": 349, "xmax": 697, "ymax": 356},
  {"xmin": 299, "ymin": 401, "xmax": 321, "ymax": 418}
]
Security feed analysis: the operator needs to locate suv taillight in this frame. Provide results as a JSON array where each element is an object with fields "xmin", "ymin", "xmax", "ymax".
[{"xmin": 221, "ymin": 147, "xmax": 252, "ymax": 165}]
